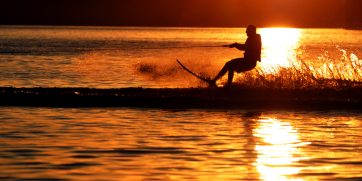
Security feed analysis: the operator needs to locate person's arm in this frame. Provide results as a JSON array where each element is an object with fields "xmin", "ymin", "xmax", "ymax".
[{"xmin": 224, "ymin": 43, "xmax": 246, "ymax": 50}]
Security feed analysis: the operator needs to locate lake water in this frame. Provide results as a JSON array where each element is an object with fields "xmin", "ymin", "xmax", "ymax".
[
  {"xmin": 1, "ymin": 108, "xmax": 361, "ymax": 180},
  {"xmin": 0, "ymin": 26, "xmax": 361, "ymax": 88},
  {"xmin": 0, "ymin": 26, "xmax": 362, "ymax": 180}
]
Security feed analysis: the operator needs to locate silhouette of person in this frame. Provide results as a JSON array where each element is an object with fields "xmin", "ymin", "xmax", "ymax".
[{"xmin": 210, "ymin": 25, "xmax": 262, "ymax": 87}]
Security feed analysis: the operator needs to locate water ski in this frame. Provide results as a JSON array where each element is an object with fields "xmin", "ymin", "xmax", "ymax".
[{"xmin": 176, "ymin": 59, "xmax": 217, "ymax": 87}]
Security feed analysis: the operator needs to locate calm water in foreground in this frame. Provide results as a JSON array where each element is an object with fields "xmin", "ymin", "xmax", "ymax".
[
  {"xmin": 0, "ymin": 26, "xmax": 362, "ymax": 180},
  {"xmin": 0, "ymin": 108, "xmax": 361, "ymax": 180}
]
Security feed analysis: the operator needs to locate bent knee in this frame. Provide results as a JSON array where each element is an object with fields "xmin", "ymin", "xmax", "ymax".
[{"xmin": 225, "ymin": 61, "xmax": 233, "ymax": 67}]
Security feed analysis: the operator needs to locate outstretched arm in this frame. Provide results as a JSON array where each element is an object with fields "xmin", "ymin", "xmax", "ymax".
[{"xmin": 224, "ymin": 43, "xmax": 246, "ymax": 50}]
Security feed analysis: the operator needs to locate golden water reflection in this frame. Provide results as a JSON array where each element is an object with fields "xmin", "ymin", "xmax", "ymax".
[
  {"xmin": 254, "ymin": 118, "xmax": 310, "ymax": 181},
  {"xmin": 1, "ymin": 108, "xmax": 362, "ymax": 180},
  {"xmin": 259, "ymin": 28, "xmax": 302, "ymax": 71}
]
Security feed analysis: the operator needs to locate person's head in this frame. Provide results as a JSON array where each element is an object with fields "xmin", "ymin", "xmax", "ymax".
[{"xmin": 246, "ymin": 25, "xmax": 257, "ymax": 36}]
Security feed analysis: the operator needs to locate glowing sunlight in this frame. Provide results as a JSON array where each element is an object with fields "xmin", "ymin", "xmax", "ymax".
[
  {"xmin": 254, "ymin": 118, "xmax": 309, "ymax": 181},
  {"xmin": 259, "ymin": 28, "xmax": 301, "ymax": 71}
]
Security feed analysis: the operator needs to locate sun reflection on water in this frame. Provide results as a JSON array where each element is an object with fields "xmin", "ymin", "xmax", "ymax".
[
  {"xmin": 254, "ymin": 118, "xmax": 310, "ymax": 181},
  {"xmin": 259, "ymin": 28, "xmax": 302, "ymax": 71}
]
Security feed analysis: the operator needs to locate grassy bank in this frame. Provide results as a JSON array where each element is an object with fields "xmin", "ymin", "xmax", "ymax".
[
  {"xmin": 231, "ymin": 50, "xmax": 362, "ymax": 89},
  {"xmin": 1, "ymin": 49, "xmax": 361, "ymax": 109}
]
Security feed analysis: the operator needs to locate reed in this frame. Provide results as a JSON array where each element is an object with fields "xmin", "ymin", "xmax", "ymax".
[{"xmin": 232, "ymin": 50, "xmax": 362, "ymax": 89}]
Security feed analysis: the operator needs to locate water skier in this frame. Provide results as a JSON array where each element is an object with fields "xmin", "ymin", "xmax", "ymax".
[{"xmin": 209, "ymin": 25, "xmax": 262, "ymax": 87}]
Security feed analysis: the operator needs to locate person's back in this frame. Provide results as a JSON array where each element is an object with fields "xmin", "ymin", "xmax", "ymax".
[{"xmin": 244, "ymin": 33, "xmax": 262, "ymax": 63}]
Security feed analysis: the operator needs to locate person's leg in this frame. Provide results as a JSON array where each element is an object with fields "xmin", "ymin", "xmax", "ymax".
[
  {"xmin": 229, "ymin": 60, "xmax": 257, "ymax": 86},
  {"xmin": 213, "ymin": 61, "xmax": 232, "ymax": 81},
  {"xmin": 212, "ymin": 58, "xmax": 242, "ymax": 83},
  {"xmin": 227, "ymin": 67, "xmax": 235, "ymax": 86}
]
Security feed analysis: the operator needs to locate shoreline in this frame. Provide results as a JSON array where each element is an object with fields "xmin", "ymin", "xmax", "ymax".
[{"xmin": 1, "ymin": 87, "xmax": 361, "ymax": 110}]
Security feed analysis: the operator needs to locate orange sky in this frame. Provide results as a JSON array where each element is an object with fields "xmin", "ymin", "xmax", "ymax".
[
  {"xmin": 0, "ymin": 0, "xmax": 359, "ymax": 27},
  {"xmin": 177, "ymin": 0, "xmax": 346, "ymax": 27}
]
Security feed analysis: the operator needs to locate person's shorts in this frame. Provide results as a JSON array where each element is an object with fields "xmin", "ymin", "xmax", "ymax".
[{"xmin": 228, "ymin": 58, "xmax": 257, "ymax": 73}]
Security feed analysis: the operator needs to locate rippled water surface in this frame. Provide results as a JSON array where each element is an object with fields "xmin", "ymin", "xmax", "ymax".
[
  {"xmin": 0, "ymin": 108, "xmax": 361, "ymax": 180},
  {"xmin": 0, "ymin": 26, "xmax": 361, "ymax": 88}
]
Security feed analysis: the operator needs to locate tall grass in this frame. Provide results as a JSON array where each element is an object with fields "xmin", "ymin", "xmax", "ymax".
[{"xmin": 232, "ymin": 50, "xmax": 362, "ymax": 89}]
